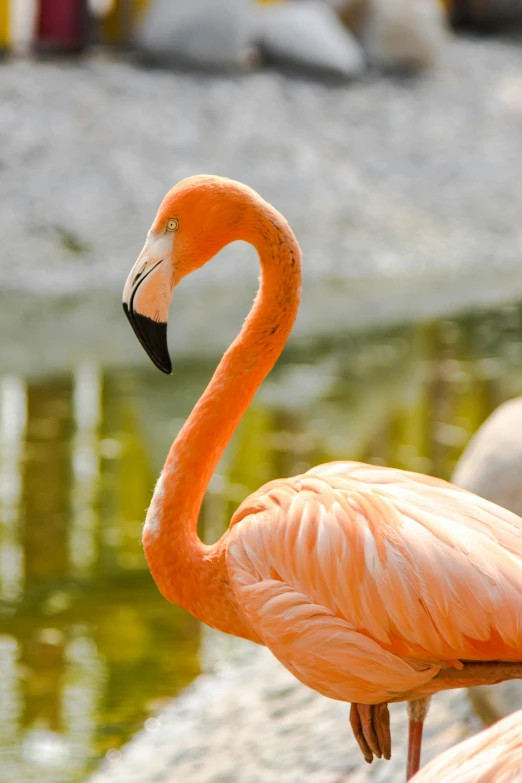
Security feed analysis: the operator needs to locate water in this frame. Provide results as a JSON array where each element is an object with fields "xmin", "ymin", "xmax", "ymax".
[{"xmin": 2, "ymin": 300, "xmax": 522, "ymax": 783}]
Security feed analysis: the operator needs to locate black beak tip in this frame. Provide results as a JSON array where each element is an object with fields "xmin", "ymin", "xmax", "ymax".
[
  {"xmin": 123, "ymin": 302, "xmax": 172, "ymax": 375},
  {"xmin": 158, "ymin": 356, "xmax": 173, "ymax": 375}
]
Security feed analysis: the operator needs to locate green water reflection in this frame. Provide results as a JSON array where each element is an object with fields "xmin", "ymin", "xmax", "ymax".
[{"xmin": 2, "ymin": 303, "xmax": 522, "ymax": 782}]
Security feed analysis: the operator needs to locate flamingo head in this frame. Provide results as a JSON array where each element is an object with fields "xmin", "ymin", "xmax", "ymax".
[{"xmin": 123, "ymin": 174, "xmax": 259, "ymax": 374}]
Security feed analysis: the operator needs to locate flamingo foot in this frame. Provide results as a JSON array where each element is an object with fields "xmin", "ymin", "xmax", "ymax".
[{"xmin": 350, "ymin": 702, "xmax": 391, "ymax": 764}]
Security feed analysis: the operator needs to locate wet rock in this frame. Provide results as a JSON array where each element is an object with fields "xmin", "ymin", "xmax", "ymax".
[
  {"xmin": 134, "ymin": 0, "xmax": 254, "ymax": 70},
  {"xmin": 254, "ymin": 1, "xmax": 365, "ymax": 80}
]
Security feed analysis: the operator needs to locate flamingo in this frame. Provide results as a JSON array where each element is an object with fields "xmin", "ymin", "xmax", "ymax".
[
  {"xmin": 122, "ymin": 175, "xmax": 522, "ymax": 780},
  {"xmin": 411, "ymin": 708, "xmax": 522, "ymax": 781},
  {"xmin": 453, "ymin": 397, "xmax": 522, "ymax": 519},
  {"xmin": 452, "ymin": 396, "xmax": 522, "ymax": 724}
]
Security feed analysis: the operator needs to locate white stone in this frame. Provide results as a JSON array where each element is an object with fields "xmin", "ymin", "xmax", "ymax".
[
  {"xmin": 134, "ymin": 0, "xmax": 254, "ymax": 70},
  {"xmin": 253, "ymin": 1, "xmax": 365, "ymax": 80},
  {"xmin": 361, "ymin": 0, "xmax": 448, "ymax": 71}
]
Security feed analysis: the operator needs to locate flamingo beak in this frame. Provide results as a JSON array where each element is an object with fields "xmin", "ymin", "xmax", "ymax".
[
  {"xmin": 123, "ymin": 245, "xmax": 173, "ymax": 375},
  {"xmin": 123, "ymin": 298, "xmax": 172, "ymax": 375}
]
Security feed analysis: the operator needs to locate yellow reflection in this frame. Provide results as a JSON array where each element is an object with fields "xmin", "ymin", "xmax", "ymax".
[
  {"xmin": 97, "ymin": 605, "xmax": 148, "ymax": 665},
  {"xmin": 62, "ymin": 633, "xmax": 105, "ymax": 772},
  {"xmin": 21, "ymin": 378, "xmax": 72, "ymax": 583},
  {"xmin": 0, "ymin": 375, "xmax": 26, "ymax": 601},
  {"xmin": 0, "ymin": 635, "xmax": 21, "ymax": 748},
  {"xmin": 70, "ymin": 363, "xmax": 102, "ymax": 578},
  {"xmin": 3, "ymin": 302, "xmax": 522, "ymax": 783}
]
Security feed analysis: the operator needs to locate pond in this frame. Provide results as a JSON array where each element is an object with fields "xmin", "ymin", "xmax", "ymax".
[{"xmin": 2, "ymin": 299, "xmax": 522, "ymax": 783}]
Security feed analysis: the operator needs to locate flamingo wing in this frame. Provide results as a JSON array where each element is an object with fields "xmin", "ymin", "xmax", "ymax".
[{"xmin": 226, "ymin": 462, "xmax": 522, "ymax": 704}]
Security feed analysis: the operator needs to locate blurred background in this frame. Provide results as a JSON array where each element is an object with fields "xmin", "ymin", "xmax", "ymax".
[{"xmin": 1, "ymin": 1, "xmax": 522, "ymax": 782}]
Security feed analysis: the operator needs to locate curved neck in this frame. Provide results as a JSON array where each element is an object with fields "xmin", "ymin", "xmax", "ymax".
[{"xmin": 143, "ymin": 207, "xmax": 301, "ymax": 636}]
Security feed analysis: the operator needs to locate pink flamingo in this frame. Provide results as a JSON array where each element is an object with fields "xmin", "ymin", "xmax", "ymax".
[{"xmin": 122, "ymin": 175, "xmax": 522, "ymax": 780}]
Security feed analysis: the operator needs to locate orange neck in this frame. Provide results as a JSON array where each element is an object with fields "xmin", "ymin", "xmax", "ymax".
[{"xmin": 143, "ymin": 204, "xmax": 301, "ymax": 637}]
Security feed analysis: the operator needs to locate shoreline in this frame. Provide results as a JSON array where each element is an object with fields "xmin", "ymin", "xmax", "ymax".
[{"xmin": 87, "ymin": 635, "xmax": 481, "ymax": 783}]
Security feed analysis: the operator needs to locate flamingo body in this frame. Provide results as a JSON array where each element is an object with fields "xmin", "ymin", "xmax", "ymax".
[
  {"xmin": 227, "ymin": 461, "xmax": 522, "ymax": 705},
  {"xmin": 411, "ymin": 708, "xmax": 522, "ymax": 782}
]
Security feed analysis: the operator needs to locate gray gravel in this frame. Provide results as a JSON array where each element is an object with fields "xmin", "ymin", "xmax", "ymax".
[
  {"xmin": 2, "ymin": 35, "xmax": 522, "ymax": 376},
  {"xmin": 87, "ymin": 633, "xmax": 481, "ymax": 783},
  {"xmin": 1, "ymin": 35, "xmax": 522, "ymax": 298}
]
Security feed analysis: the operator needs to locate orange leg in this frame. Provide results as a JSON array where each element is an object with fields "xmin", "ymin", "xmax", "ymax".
[
  {"xmin": 350, "ymin": 702, "xmax": 391, "ymax": 764},
  {"xmin": 407, "ymin": 697, "xmax": 431, "ymax": 780}
]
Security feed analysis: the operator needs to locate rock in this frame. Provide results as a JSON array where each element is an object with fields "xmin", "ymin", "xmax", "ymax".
[
  {"xmin": 253, "ymin": 0, "xmax": 365, "ymax": 80},
  {"xmin": 133, "ymin": 0, "xmax": 254, "ymax": 70},
  {"xmin": 452, "ymin": 0, "xmax": 522, "ymax": 29},
  {"xmin": 361, "ymin": 0, "xmax": 448, "ymax": 71},
  {"xmin": 329, "ymin": 0, "xmax": 371, "ymax": 34}
]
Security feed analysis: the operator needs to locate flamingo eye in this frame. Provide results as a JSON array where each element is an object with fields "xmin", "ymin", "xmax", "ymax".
[{"xmin": 166, "ymin": 219, "xmax": 179, "ymax": 232}]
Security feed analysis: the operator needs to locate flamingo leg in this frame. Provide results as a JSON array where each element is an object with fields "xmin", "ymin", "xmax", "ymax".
[
  {"xmin": 406, "ymin": 697, "xmax": 431, "ymax": 780},
  {"xmin": 350, "ymin": 702, "xmax": 391, "ymax": 764}
]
